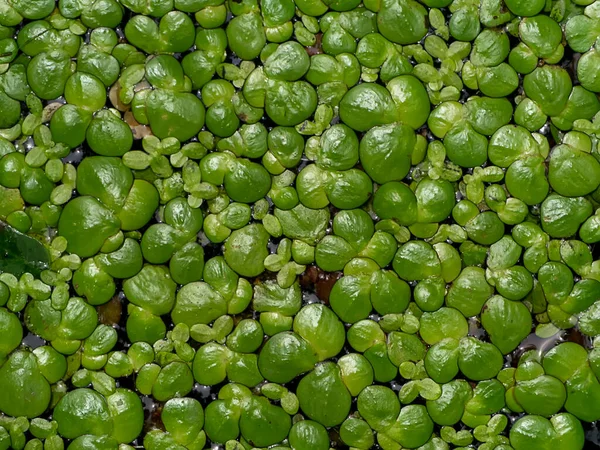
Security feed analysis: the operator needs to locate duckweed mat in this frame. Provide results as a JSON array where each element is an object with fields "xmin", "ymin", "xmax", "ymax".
[{"xmin": 1, "ymin": 0, "xmax": 600, "ymax": 449}]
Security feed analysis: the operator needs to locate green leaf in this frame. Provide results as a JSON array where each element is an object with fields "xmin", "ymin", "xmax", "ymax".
[{"xmin": 0, "ymin": 221, "xmax": 50, "ymax": 277}]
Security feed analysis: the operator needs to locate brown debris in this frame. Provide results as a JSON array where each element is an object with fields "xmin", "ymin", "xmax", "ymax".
[
  {"xmin": 41, "ymin": 102, "xmax": 63, "ymax": 123},
  {"xmin": 300, "ymin": 265, "xmax": 343, "ymax": 303},
  {"xmin": 134, "ymin": 80, "xmax": 152, "ymax": 93},
  {"xmin": 97, "ymin": 295, "xmax": 123, "ymax": 327},
  {"xmin": 124, "ymin": 111, "xmax": 153, "ymax": 140},
  {"xmin": 306, "ymin": 33, "xmax": 323, "ymax": 56},
  {"xmin": 109, "ymin": 83, "xmax": 130, "ymax": 112},
  {"xmin": 143, "ymin": 400, "xmax": 165, "ymax": 433}
]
